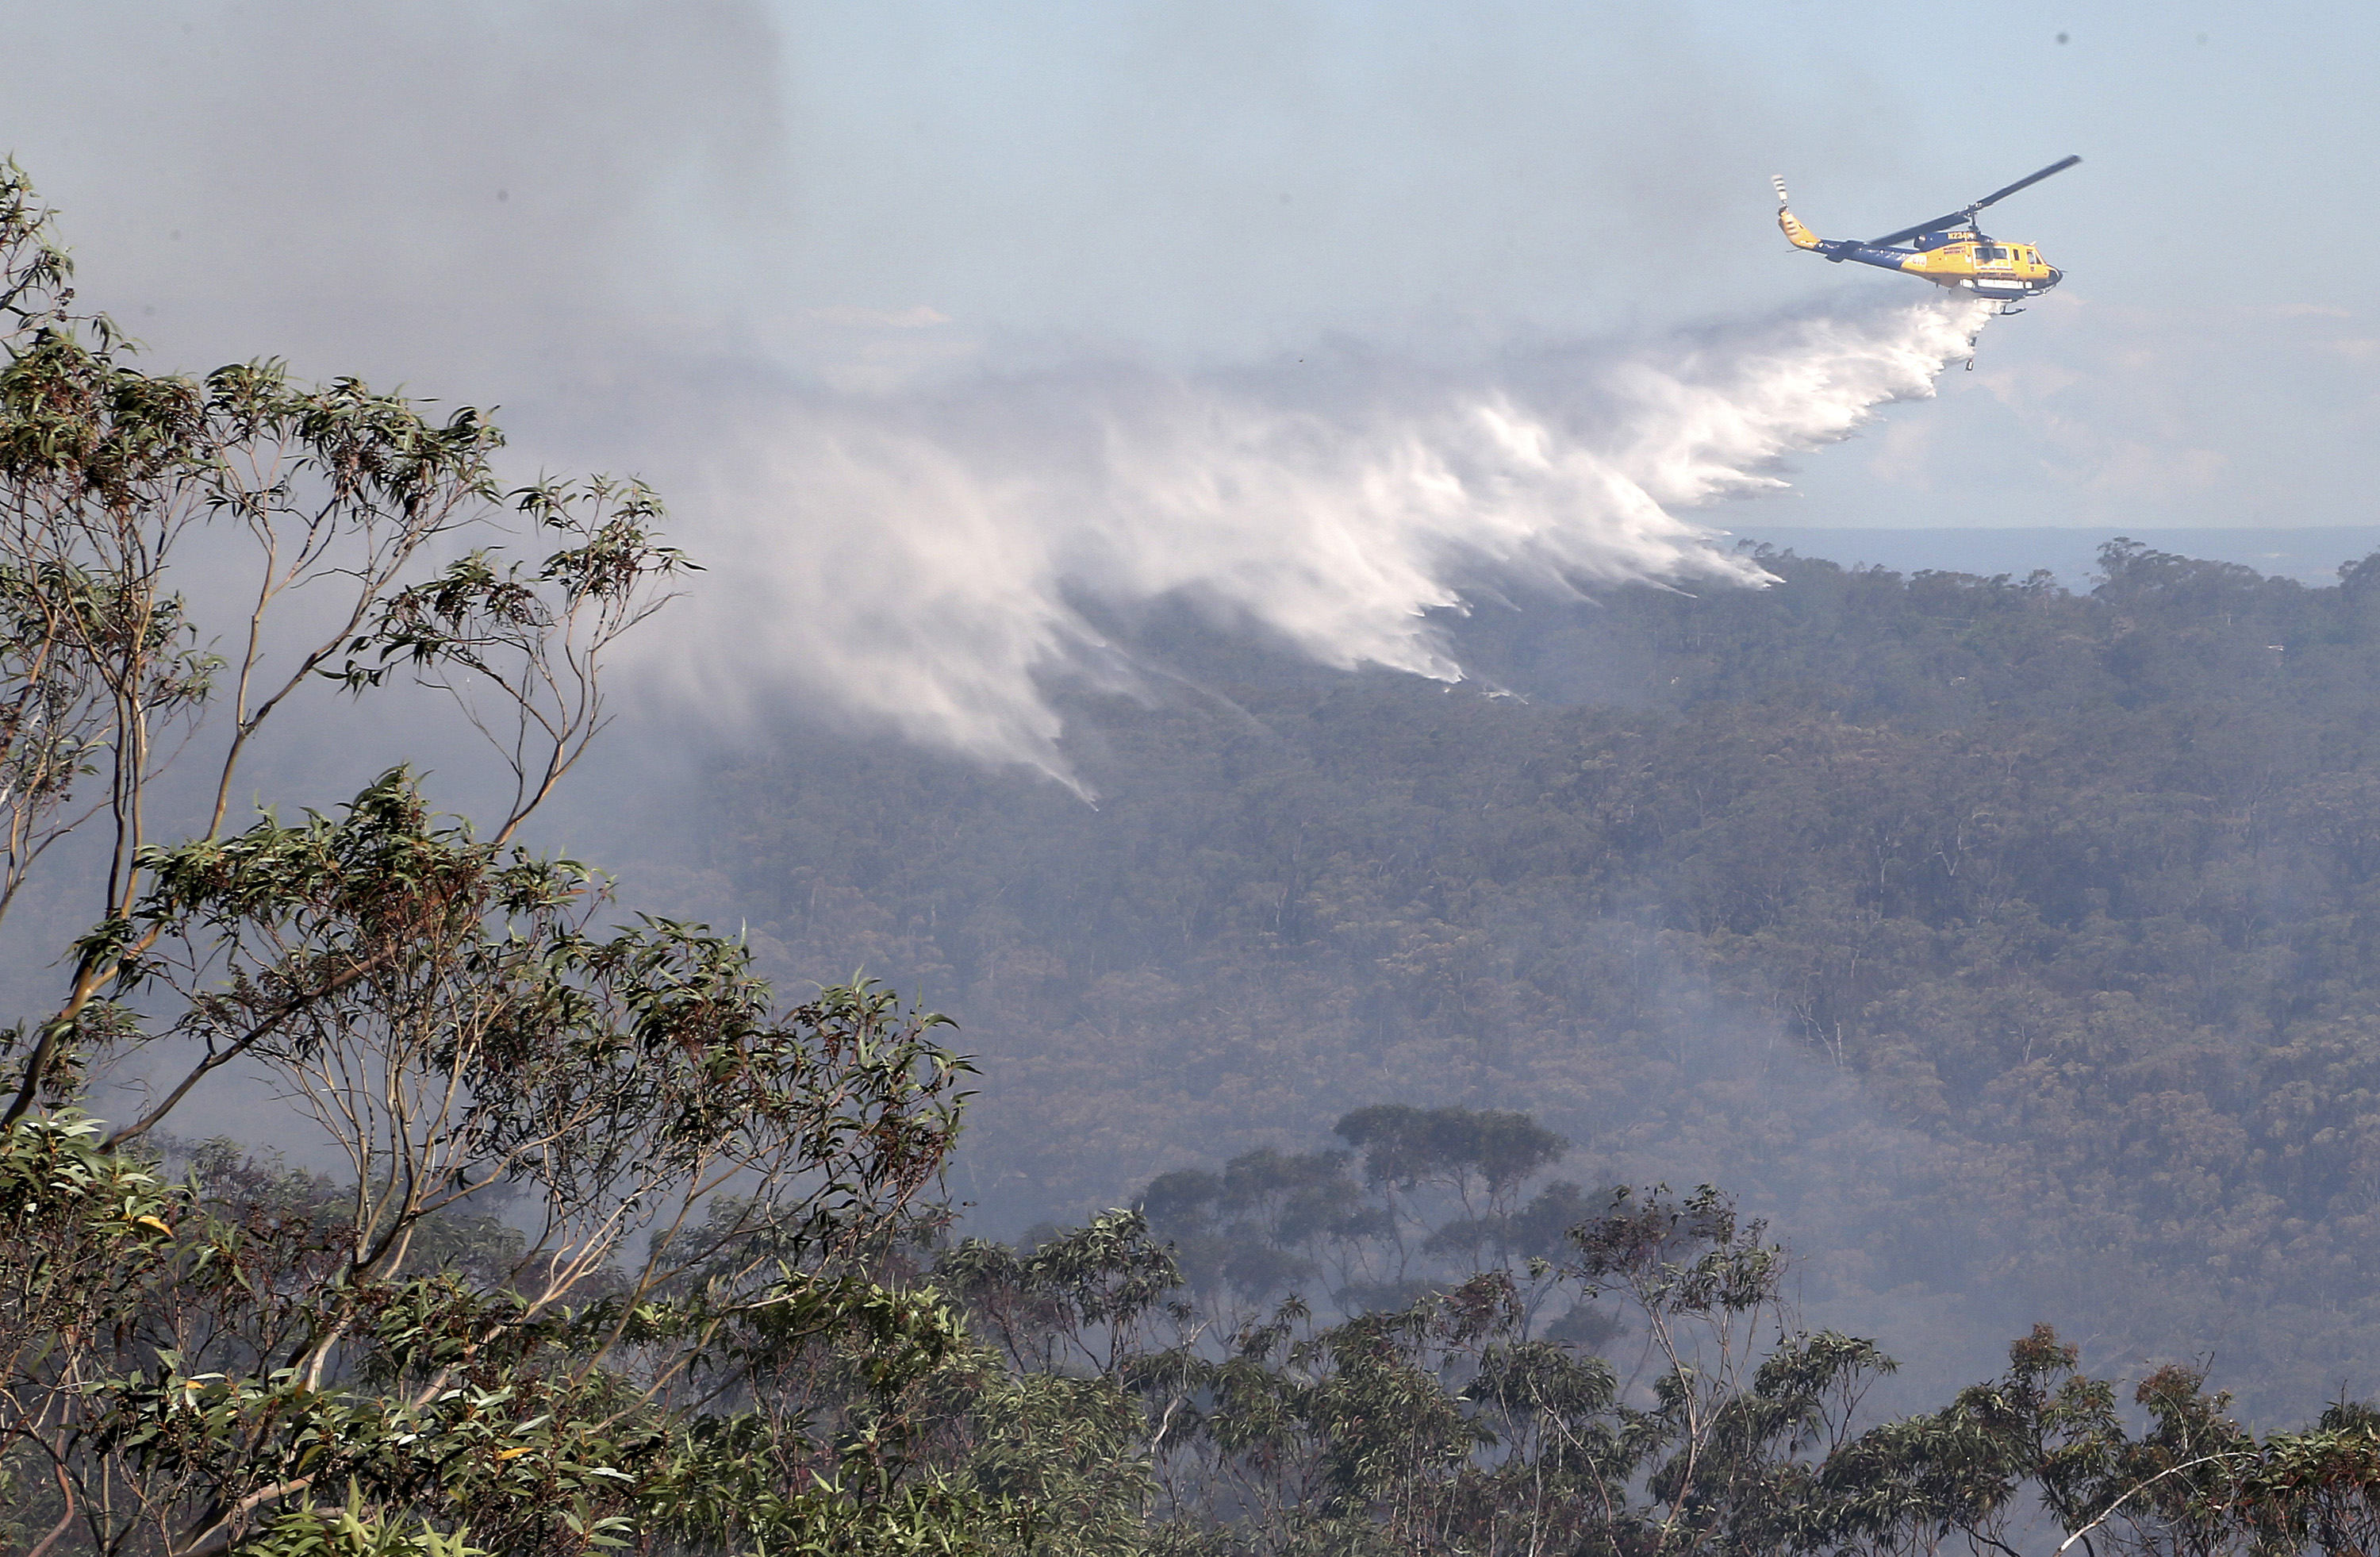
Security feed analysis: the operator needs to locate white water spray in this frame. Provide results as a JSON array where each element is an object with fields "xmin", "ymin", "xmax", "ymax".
[{"xmin": 667, "ymin": 294, "xmax": 1990, "ymax": 778}]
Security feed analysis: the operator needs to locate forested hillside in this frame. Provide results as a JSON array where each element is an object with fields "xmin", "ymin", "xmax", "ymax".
[
  {"xmin": 17, "ymin": 150, "xmax": 2380, "ymax": 1551},
  {"xmin": 688, "ymin": 540, "xmax": 2380, "ymax": 1417}
]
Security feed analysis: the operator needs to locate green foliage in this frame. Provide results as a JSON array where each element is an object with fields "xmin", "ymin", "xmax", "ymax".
[
  {"xmin": 939, "ymin": 1209, "xmax": 1184, "ymax": 1375},
  {"xmin": 234, "ymin": 1485, "xmax": 490, "ymax": 1557},
  {"xmin": 962, "ymin": 1370, "xmax": 1157, "ymax": 1555},
  {"xmin": 0, "ymin": 160, "xmax": 1000, "ymax": 1557},
  {"xmin": 0, "ymin": 971, "xmax": 986, "ymax": 1554},
  {"xmin": 922, "ymin": 1182, "xmax": 2380, "ymax": 1557},
  {"xmin": 0, "ymin": 156, "xmax": 689, "ymax": 1133}
]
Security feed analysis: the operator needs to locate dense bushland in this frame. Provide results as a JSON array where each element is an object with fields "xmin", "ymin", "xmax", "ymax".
[{"xmin": 696, "ymin": 517, "xmax": 2380, "ymax": 1417}]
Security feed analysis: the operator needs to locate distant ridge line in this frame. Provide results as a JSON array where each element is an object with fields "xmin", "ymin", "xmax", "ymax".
[{"xmin": 1728, "ymin": 525, "xmax": 2380, "ymax": 590}]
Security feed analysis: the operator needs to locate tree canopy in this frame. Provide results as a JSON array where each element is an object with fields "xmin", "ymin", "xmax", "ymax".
[{"xmin": 693, "ymin": 526, "xmax": 2380, "ymax": 1421}]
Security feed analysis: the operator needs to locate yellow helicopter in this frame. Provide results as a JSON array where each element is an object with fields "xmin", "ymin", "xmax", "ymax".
[{"xmin": 1772, "ymin": 156, "xmax": 2080, "ymax": 313}]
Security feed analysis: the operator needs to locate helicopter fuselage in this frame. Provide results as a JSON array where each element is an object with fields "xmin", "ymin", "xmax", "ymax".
[{"xmin": 1830, "ymin": 231, "xmax": 2062, "ymax": 302}]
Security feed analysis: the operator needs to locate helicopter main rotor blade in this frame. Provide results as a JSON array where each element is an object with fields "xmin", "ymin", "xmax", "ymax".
[
  {"xmin": 1972, "ymin": 154, "xmax": 2082, "ymax": 211},
  {"xmin": 1868, "ymin": 210, "xmax": 1971, "ymax": 248},
  {"xmin": 1864, "ymin": 156, "xmax": 2082, "ymax": 248}
]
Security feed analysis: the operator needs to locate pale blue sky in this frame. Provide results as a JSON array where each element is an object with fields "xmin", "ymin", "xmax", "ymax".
[{"xmin": 3, "ymin": 0, "xmax": 2374, "ymax": 532}]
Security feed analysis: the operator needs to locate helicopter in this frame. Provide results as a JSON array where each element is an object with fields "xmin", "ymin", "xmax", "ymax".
[{"xmin": 1772, "ymin": 156, "xmax": 2080, "ymax": 313}]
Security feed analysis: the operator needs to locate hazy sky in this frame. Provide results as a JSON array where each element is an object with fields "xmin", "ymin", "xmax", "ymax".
[{"xmin": 6, "ymin": 0, "xmax": 2372, "ymax": 537}]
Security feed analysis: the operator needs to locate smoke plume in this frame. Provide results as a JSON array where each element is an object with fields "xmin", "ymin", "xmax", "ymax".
[{"xmin": 660, "ymin": 294, "xmax": 1991, "ymax": 778}]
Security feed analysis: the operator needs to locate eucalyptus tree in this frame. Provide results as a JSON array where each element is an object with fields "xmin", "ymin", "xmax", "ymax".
[
  {"xmin": 0, "ymin": 157, "xmax": 681, "ymax": 1132},
  {"xmin": 0, "ymin": 161, "xmax": 986, "ymax": 1557}
]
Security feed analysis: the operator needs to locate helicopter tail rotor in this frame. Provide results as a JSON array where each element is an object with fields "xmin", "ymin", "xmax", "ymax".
[
  {"xmin": 1772, "ymin": 175, "xmax": 1791, "ymax": 206},
  {"xmin": 1772, "ymin": 179, "xmax": 1825, "ymax": 252}
]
